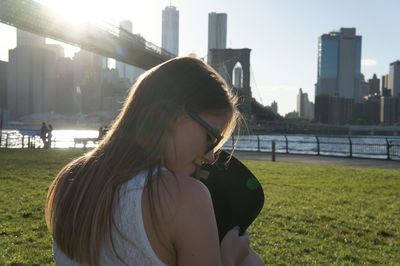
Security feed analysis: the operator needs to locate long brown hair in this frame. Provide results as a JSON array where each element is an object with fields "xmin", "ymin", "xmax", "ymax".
[{"xmin": 46, "ymin": 57, "xmax": 240, "ymax": 265}]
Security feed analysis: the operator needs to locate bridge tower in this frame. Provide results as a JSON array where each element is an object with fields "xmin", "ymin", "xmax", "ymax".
[{"xmin": 208, "ymin": 48, "xmax": 252, "ymax": 118}]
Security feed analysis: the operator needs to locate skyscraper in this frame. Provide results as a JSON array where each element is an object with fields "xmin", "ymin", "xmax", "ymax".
[
  {"xmin": 270, "ymin": 101, "xmax": 278, "ymax": 115},
  {"xmin": 56, "ymin": 57, "xmax": 79, "ymax": 115},
  {"xmin": 17, "ymin": 29, "xmax": 45, "ymax": 47},
  {"xmin": 297, "ymin": 88, "xmax": 306, "ymax": 117},
  {"xmin": 116, "ymin": 20, "xmax": 145, "ymax": 84},
  {"xmin": 297, "ymin": 88, "xmax": 314, "ymax": 120},
  {"xmin": 381, "ymin": 74, "xmax": 391, "ymax": 96},
  {"xmin": 316, "ymin": 28, "xmax": 362, "ymax": 100},
  {"xmin": 162, "ymin": 5, "xmax": 179, "ymax": 56},
  {"xmin": 380, "ymin": 96, "xmax": 400, "ymax": 124},
  {"xmin": 7, "ymin": 33, "xmax": 61, "ymax": 120},
  {"xmin": 359, "ymin": 74, "xmax": 370, "ymax": 100},
  {"xmin": 73, "ymin": 50, "xmax": 105, "ymax": 114},
  {"xmin": 368, "ymin": 74, "xmax": 380, "ymax": 95},
  {"xmin": 315, "ymin": 28, "xmax": 362, "ymax": 124},
  {"xmin": 388, "ymin": 60, "xmax": 400, "ymax": 97},
  {"xmin": 208, "ymin": 12, "xmax": 227, "ymax": 52}
]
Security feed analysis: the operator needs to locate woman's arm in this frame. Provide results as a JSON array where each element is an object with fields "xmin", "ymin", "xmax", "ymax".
[{"xmin": 171, "ymin": 176, "xmax": 249, "ymax": 266}]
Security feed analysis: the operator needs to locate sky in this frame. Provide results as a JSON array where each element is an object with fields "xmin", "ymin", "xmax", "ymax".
[{"xmin": 0, "ymin": 0, "xmax": 399, "ymax": 115}]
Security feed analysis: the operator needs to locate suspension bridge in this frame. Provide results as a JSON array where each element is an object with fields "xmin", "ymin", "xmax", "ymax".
[{"xmin": 0, "ymin": 0, "xmax": 174, "ymax": 69}]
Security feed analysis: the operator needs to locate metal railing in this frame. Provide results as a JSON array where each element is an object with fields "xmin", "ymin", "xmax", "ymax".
[
  {"xmin": 226, "ymin": 135, "xmax": 400, "ymax": 161},
  {"xmin": 1, "ymin": 132, "xmax": 400, "ymax": 161},
  {"xmin": 0, "ymin": 131, "xmax": 97, "ymax": 149},
  {"xmin": 0, "ymin": 132, "xmax": 42, "ymax": 149}
]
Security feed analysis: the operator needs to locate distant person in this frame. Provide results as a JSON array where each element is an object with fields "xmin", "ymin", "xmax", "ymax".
[
  {"xmin": 98, "ymin": 126, "xmax": 103, "ymax": 141},
  {"xmin": 102, "ymin": 125, "xmax": 109, "ymax": 138},
  {"xmin": 46, "ymin": 57, "xmax": 264, "ymax": 265},
  {"xmin": 40, "ymin": 122, "xmax": 48, "ymax": 148},
  {"xmin": 46, "ymin": 124, "xmax": 53, "ymax": 148},
  {"xmin": 97, "ymin": 126, "xmax": 109, "ymax": 141}
]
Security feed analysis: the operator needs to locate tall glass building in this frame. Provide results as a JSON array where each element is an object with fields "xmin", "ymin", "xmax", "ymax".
[
  {"xmin": 315, "ymin": 28, "xmax": 362, "ymax": 124},
  {"xmin": 316, "ymin": 28, "xmax": 362, "ymax": 100},
  {"xmin": 208, "ymin": 13, "xmax": 227, "ymax": 51},
  {"xmin": 388, "ymin": 60, "xmax": 400, "ymax": 97},
  {"xmin": 207, "ymin": 12, "xmax": 227, "ymax": 64},
  {"xmin": 162, "ymin": 5, "xmax": 179, "ymax": 56}
]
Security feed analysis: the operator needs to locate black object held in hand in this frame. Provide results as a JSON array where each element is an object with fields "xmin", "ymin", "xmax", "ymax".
[{"xmin": 200, "ymin": 150, "xmax": 265, "ymax": 242}]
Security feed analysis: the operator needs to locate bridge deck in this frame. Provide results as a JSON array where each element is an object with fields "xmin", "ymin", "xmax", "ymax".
[{"xmin": 0, "ymin": 0, "xmax": 174, "ymax": 69}]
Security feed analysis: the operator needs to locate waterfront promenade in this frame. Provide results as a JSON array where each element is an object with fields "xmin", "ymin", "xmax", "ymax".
[{"xmin": 234, "ymin": 151, "xmax": 400, "ymax": 169}]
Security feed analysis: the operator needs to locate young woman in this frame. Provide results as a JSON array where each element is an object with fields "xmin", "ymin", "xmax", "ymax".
[{"xmin": 46, "ymin": 57, "xmax": 263, "ymax": 265}]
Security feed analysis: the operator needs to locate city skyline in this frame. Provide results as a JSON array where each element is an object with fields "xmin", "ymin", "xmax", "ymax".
[{"xmin": 1, "ymin": 0, "xmax": 400, "ymax": 115}]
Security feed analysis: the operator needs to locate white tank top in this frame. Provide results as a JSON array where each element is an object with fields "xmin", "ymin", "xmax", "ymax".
[{"xmin": 53, "ymin": 170, "xmax": 167, "ymax": 266}]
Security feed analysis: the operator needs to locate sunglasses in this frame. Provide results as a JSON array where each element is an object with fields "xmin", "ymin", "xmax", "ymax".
[{"xmin": 188, "ymin": 112, "xmax": 224, "ymax": 153}]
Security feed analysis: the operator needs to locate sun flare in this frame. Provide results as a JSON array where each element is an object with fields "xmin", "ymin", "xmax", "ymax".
[
  {"xmin": 38, "ymin": 0, "xmax": 116, "ymax": 24},
  {"xmin": 35, "ymin": 0, "xmax": 162, "ymax": 57},
  {"xmin": 37, "ymin": 0, "xmax": 126, "ymax": 57}
]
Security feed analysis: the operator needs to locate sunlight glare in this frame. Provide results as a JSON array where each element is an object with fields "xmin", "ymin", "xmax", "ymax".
[
  {"xmin": 35, "ymin": 0, "xmax": 165, "ymax": 55},
  {"xmin": 38, "ymin": 0, "xmax": 116, "ymax": 24}
]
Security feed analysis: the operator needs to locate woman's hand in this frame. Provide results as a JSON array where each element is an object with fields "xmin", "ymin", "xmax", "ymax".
[{"xmin": 220, "ymin": 226, "xmax": 250, "ymax": 266}]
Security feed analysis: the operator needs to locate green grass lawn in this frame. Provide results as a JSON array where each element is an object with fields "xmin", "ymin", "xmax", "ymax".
[{"xmin": 0, "ymin": 150, "xmax": 399, "ymax": 265}]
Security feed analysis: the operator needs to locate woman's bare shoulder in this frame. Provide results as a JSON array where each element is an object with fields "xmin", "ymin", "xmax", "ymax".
[
  {"xmin": 142, "ymin": 170, "xmax": 220, "ymax": 265},
  {"xmin": 156, "ymin": 170, "xmax": 212, "ymax": 213},
  {"xmin": 157, "ymin": 171, "xmax": 221, "ymax": 265}
]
